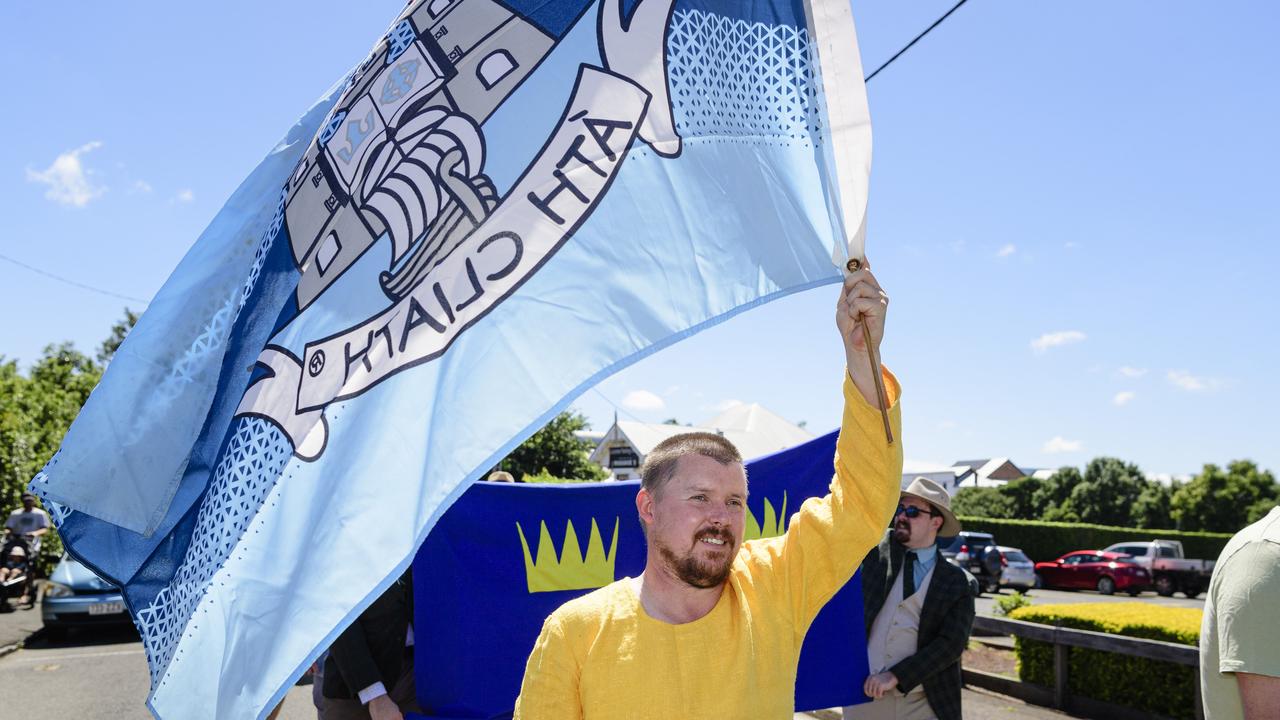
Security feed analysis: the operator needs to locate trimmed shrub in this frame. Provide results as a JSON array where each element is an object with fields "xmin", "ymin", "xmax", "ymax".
[
  {"xmin": 958, "ymin": 515, "xmax": 1231, "ymax": 563},
  {"xmin": 1009, "ymin": 603, "xmax": 1202, "ymax": 720},
  {"xmin": 994, "ymin": 590, "xmax": 1032, "ymax": 617}
]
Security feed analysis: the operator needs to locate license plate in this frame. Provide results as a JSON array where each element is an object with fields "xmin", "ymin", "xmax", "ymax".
[{"xmin": 88, "ymin": 601, "xmax": 124, "ymax": 616}]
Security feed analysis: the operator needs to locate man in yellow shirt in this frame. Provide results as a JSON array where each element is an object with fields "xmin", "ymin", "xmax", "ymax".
[{"xmin": 514, "ymin": 268, "xmax": 903, "ymax": 719}]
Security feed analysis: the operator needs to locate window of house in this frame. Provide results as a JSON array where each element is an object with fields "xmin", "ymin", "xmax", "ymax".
[{"xmin": 609, "ymin": 447, "xmax": 639, "ymax": 469}]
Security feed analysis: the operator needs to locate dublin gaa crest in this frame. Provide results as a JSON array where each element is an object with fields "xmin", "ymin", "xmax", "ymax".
[{"xmin": 238, "ymin": 0, "xmax": 682, "ymax": 458}]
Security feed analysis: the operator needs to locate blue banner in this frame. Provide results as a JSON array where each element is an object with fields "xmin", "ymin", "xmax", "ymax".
[
  {"xmin": 32, "ymin": 1, "xmax": 873, "ymax": 717},
  {"xmin": 412, "ymin": 430, "xmax": 870, "ymax": 717}
]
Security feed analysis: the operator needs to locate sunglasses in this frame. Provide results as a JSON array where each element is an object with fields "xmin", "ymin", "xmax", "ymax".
[{"xmin": 896, "ymin": 504, "xmax": 939, "ymax": 519}]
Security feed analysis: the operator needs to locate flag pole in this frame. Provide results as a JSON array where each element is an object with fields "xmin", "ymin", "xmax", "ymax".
[{"xmin": 845, "ymin": 257, "xmax": 893, "ymax": 444}]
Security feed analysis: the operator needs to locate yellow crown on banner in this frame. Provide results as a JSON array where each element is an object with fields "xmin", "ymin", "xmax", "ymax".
[
  {"xmin": 744, "ymin": 492, "xmax": 788, "ymax": 540},
  {"xmin": 517, "ymin": 517, "xmax": 620, "ymax": 594}
]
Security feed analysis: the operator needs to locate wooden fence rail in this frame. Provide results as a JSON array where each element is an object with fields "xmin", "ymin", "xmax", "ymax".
[{"xmin": 966, "ymin": 615, "xmax": 1203, "ymax": 720}]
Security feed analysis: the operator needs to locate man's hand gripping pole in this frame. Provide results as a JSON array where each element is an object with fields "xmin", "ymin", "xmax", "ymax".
[{"xmin": 845, "ymin": 257, "xmax": 894, "ymax": 445}]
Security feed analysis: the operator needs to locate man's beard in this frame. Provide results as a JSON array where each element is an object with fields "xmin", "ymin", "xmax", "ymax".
[
  {"xmin": 892, "ymin": 519, "xmax": 912, "ymax": 545},
  {"xmin": 657, "ymin": 527, "xmax": 736, "ymax": 589}
]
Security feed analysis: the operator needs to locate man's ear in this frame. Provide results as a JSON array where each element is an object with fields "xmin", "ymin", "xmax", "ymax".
[{"xmin": 636, "ymin": 488, "xmax": 656, "ymax": 526}]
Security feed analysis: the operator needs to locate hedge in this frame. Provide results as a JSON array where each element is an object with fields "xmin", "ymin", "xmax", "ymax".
[
  {"xmin": 957, "ymin": 515, "xmax": 1232, "ymax": 564},
  {"xmin": 1009, "ymin": 603, "xmax": 1202, "ymax": 720}
]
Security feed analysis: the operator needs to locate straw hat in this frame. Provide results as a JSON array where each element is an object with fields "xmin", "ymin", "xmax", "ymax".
[{"xmin": 901, "ymin": 476, "xmax": 961, "ymax": 536}]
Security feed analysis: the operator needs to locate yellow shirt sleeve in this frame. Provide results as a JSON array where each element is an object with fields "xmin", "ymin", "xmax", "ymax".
[
  {"xmin": 513, "ymin": 614, "xmax": 584, "ymax": 720},
  {"xmin": 742, "ymin": 368, "xmax": 903, "ymax": 637}
]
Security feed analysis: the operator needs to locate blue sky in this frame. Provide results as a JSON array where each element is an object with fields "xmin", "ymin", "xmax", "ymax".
[{"xmin": 1, "ymin": 1, "xmax": 1276, "ymax": 477}]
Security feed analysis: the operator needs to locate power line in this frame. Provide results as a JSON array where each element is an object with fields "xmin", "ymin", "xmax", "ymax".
[
  {"xmin": 0, "ymin": 251, "xmax": 149, "ymax": 305},
  {"xmin": 3, "ymin": 6, "xmax": 966, "ymax": 310},
  {"xmin": 865, "ymin": 0, "xmax": 971, "ymax": 83},
  {"xmin": 590, "ymin": 387, "xmax": 648, "ymax": 424}
]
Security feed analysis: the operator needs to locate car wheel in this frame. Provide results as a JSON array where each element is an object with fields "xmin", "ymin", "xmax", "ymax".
[
  {"xmin": 1034, "ymin": 573, "xmax": 1044, "ymax": 589},
  {"xmin": 1097, "ymin": 576, "xmax": 1116, "ymax": 595},
  {"xmin": 1155, "ymin": 575, "xmax": 1176, "ymax": 597}
]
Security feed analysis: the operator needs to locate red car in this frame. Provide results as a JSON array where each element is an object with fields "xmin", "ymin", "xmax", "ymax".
[{"xmin": 1033, "ymin": 550, "xmax": 1152, "ymax": 595}]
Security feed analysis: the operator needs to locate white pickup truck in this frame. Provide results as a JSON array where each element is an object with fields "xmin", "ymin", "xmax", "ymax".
[{"xmin": 1102, "ymin": 540, "xmax": 1215, "ymax": 598}]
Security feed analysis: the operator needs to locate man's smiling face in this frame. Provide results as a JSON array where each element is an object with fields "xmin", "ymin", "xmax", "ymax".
[{"xmin": 642, "ymin": 453, "xmax": 748, "ymax": 589}]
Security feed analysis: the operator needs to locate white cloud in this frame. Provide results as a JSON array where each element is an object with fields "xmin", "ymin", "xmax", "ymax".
[
  {"xmin": 1031, "ymin": 330, "xmax": 1086, "ymax": 353},
  {"xmin": 174, "ymin": 188, "xmax": 195, "ymax": 203},
  {"xmin": 1167, "ymin": 370, "xmax": 1220, "ymax": 392},
  {"xmin": 26, "ymin": 141, "xmax": 106, "ymax": 207},
  {"xmin": 131, "ymin": 179, "xmax": 153, "ymax": 194},
  {"xmin": 713, "ymin": 399, "xmax": 744, "ymax": 412},
  {"xmin": 996, "ymin": 243, "xmax": 1016, "ymax": 258},
  {"xmin": 1043, "ymin": 436, "xmax": 1082, "ymax": 454},
  {"xmin": 1113, "ymin": 391, "xmax": 1136, "ymax": 406},
  {"xmin": 622, "ymin": 390, "xmax": 665, "ymax": 411},
  {"xmin": 1119, "ymin": 366, "xmax": 1147, "ymax": 378}
]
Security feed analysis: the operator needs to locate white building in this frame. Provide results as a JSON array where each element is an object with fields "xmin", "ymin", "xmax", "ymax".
[
  {"xmin": 901, "ymin": 461, "xmax": 970, "ymax": 496},
  {"xmin": 589, "ymin": 403, "xmax": 813, "ymax": 481},
  {"xmin": 951, "ymin": 458, "xmax": 1027, "ymax": 489}
]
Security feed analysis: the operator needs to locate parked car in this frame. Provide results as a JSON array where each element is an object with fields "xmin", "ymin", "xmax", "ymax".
[
  {"xmin": 997, "ymin": 546, "xmax": 1036, "ymax": 591},
  {"xmin": 1034, "ymin": 550, "xmax": 1151, "ymax": 595},
  {"xmin": 41, "ymin": 555, "xmax": 130, "ymax": 639},
  {"xmin": 1101, "ymin": 540, "xmax": 1214, "ymax": 598},
  {"xmin": 940, "ymin": 531, "xmax": 1002, "ymax": 593}
]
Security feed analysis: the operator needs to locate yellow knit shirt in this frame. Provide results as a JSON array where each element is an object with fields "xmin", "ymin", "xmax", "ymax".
[{"xmin": 514, "ymin": 371, "xmax": 902, "ymax": 720}]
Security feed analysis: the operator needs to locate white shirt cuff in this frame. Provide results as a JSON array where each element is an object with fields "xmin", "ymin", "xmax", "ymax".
[{"xmin": 358, "ymin": 682, "xmax": 389, "ymax": 705}]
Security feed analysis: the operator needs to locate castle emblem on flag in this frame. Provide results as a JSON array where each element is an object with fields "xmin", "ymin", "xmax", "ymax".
[{"xmin": 237, "ymin": 0, "xmax": 683, "ymax": 460}]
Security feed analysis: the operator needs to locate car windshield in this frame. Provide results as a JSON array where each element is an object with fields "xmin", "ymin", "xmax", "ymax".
[
  {"xmin": 1004, "ymin": 550, "xmax": 1030, "ymax": 563},
  {"xmin": 967, "ymin": 535, "xmax": 994, "ymax": 548}
]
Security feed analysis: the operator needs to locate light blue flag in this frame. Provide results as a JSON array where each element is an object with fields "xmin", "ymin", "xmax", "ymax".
[{"xmin": 32, "ymin": 0, "xmax": 873, "ymax": 717}]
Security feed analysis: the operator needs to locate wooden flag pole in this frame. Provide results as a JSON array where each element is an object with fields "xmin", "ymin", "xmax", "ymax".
[{"xmin": 846, "ymin": 257, "xmax": 894, "ymax": 444}]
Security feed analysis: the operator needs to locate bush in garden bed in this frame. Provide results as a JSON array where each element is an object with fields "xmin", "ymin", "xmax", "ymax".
[{"xmin": 1009, "ymin": 602, "xmax": 1202, "ymax": 720}]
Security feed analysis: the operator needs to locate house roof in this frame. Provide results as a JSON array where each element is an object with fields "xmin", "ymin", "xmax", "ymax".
[{"xmin": 589, "ymin": 404, "xmax": 814, "ymax": 468}]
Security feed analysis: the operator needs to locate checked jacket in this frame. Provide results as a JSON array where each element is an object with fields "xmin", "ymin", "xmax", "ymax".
[{"xmin": 859, "ymin": 532, "xmax": 978, "ymax": 720}]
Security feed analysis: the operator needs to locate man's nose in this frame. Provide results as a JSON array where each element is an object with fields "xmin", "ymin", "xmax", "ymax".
[{"xmin": 709, "ymin": 505, "xmax": 733, "ymax": 526}]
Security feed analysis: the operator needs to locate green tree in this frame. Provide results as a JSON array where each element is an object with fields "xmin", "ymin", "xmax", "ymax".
[
  {"xmin": 1132, "ymin": 481, "xmax": 1175, "ymax": 529},
  {"xmin": 1033, "ymin": 466, "xmax": 1080, "ymax": 519},
  {"xmin": 999, "ymin": 476, "xmax": 1045, "ymax": 519},
  {"xmin": 97, "ymin": 307, "xmax": 139, "ymax": 364},
  {"xmin": 495, "ymin": 411, "xmax": 608, "ymax": 483},
  {"xmin": 1171, "ymin": 460, "xmax": 1278, "ymax": 533},
  {"xmin": 951, "ymin": 487, "xmax": 1013, "ymax": 519},
  {"xmin": 1063, "ymin": 457, "xmax": 1149, "ymax": 527},
  {"xmin": 1, "ymin": 344, "xmax": 102, "ymax": 509}
]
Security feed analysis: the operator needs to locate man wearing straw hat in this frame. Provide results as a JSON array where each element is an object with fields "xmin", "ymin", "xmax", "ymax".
[{"xmin": 845, "ymin": 477, "xmax": 977, "ymax": 720}]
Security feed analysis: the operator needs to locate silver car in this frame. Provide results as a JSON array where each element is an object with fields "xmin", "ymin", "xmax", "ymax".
[
  {"xmin": 41, "ymin": 555, "xmax": 131, "ymax": 638},
  {"xmin": 997, "ymin": 545, "xmax": 1036, "ymax": 591}
]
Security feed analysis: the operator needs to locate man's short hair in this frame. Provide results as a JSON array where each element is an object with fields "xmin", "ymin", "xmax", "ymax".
[
  {"xmin": 640, "ymin": 432, "xmax": 745, "ymax": 498},
  {"xmin": 20, "ymin": 493, "xmax": 35, "ymax": 502}
]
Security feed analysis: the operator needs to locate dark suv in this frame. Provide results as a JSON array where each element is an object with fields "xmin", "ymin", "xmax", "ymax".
[{"xmin": 940, "ymin": 531, "xmax": 1001, "ymax": 593}]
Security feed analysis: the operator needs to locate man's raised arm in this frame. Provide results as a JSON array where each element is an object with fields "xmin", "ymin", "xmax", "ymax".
[{"xmin": 744, "ymin": 266, "xmax": 903, "ymax": 628}]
